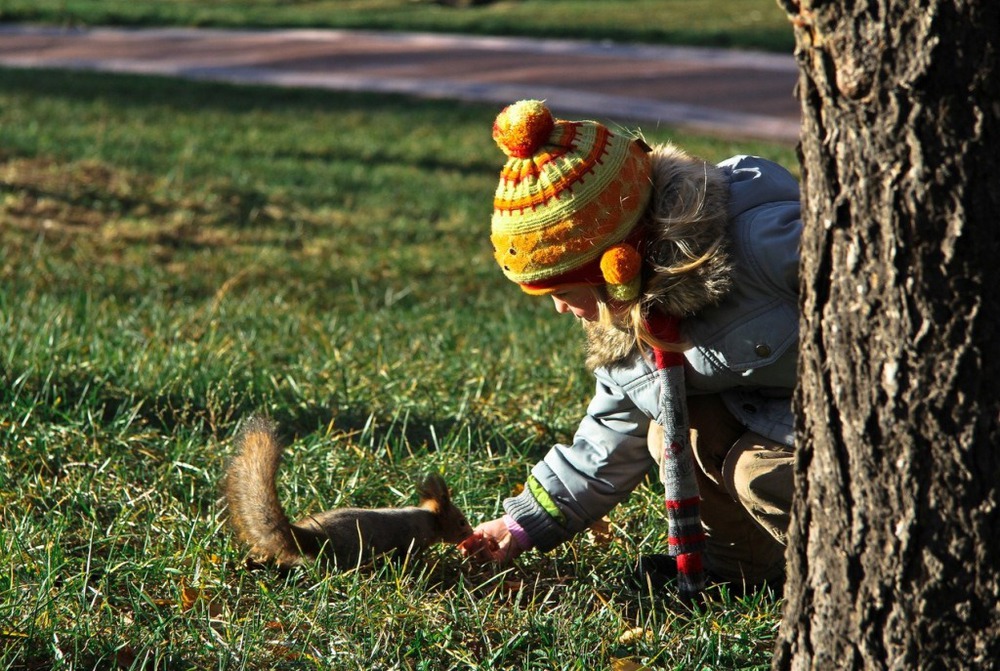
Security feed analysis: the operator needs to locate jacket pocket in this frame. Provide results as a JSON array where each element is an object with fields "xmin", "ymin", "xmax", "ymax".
[{"xmin": 699, "ymin": 300, "xmax": 798, "ymax": 373}]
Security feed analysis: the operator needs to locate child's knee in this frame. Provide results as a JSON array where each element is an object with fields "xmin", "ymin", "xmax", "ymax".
[
  {"xmin": 725, "ymin": 437, "xmax": 791, "ymax": 492},
  {"xmin": 723, "ymin": 436, "xmax": 794, "ymax": 542}
]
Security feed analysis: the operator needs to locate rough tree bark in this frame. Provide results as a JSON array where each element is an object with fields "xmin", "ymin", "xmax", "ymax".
[{"xmin": 772, "ymin": 1, "xmax": 1000, "ymax": 669}]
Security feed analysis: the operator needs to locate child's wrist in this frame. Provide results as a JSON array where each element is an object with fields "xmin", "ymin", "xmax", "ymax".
[{"xmin": 502, "ymin": 513, "xmax": 534, "ymax": 551}]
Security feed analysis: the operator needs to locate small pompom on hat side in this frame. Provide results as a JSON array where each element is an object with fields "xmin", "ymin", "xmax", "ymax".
[{"xmin": 490, "ymin": 100, "xmax": 653, "ymax": 296}]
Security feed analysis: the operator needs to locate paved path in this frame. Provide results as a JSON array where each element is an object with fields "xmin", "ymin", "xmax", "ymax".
[{"xmin": 0, "ymin": 25, "xmax": 800, "ymax": 143}]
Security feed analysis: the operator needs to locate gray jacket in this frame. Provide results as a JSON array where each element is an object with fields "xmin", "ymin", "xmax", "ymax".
[{"xmin": 504, "ymin": 156, "xmax": 802, "ymax": 552}]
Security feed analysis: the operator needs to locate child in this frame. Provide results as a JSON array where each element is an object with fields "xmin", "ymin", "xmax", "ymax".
[{"xmin": 459, "ymin": 100, "xmax": 801, "ymax": 596}]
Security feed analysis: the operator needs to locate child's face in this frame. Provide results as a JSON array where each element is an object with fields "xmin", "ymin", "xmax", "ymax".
[{"xmin": 550, "ymin": 286, "xmax": 599, "ymax": 322}]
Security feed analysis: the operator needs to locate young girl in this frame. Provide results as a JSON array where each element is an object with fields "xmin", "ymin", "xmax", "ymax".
[{"xmin": 459, "ymin": 100, "xmax": 801, "ymax": 596}]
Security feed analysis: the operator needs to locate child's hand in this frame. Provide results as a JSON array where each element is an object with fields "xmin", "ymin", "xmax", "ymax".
[{"xmin": 458, "ymin": 517, "xmax": 523, "ymax": 564}]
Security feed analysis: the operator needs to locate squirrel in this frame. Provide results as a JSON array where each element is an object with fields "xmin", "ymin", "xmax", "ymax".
[{"xmin": 223, "ymin": 415, "xmax": 474, "ymax": 569}]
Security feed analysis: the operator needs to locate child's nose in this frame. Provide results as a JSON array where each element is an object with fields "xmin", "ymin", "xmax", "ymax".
[{"xmin": 551, "ymin": 296, "xmax": 570, "ymax": 314}]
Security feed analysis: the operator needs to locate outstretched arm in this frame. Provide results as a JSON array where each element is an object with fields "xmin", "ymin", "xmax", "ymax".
[{"xmin": 465, "ymin": 366, "xmax": 657, "ymax": 562}]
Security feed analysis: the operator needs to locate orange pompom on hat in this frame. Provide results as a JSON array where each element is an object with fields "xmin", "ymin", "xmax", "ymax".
[{"xmin": 490, "ymin": 100, "xmax": 653, "ymax": 300}]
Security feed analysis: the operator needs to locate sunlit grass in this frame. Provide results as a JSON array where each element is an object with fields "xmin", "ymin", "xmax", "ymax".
[{"xmin": 0, "ymin": 67, "xmax": 793, "ymax": 669}]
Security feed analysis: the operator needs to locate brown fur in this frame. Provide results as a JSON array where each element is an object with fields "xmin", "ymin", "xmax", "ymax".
[{"xmin": 223, "ymin": 416, "xmax": 474, "ymax": 569}]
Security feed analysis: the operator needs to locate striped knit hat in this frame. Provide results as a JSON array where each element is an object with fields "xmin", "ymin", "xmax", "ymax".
[{"xmin": 490, "ymin": 100, "xmax": 653, "ymax": 300}]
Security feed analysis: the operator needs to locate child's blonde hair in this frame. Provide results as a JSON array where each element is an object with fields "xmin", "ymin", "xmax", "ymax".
[{"xmin": 593, "ymin": 143, "xmax": 732, "ymax": 355}]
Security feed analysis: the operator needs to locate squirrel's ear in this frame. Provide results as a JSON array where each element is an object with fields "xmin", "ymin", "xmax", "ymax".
[{"xmin": 417, "ymin": 473, "xmax": 449, "ymax": 507}]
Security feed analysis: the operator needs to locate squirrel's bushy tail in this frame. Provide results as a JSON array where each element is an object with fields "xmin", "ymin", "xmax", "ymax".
[{"xmin": 223, "ymin": 416, "xmax": 304, "ymax": 566}]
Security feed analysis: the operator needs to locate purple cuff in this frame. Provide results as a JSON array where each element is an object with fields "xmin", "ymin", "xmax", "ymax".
[{"xmin": 503, "ymin": 513, "xmax": 535, "ymax": 551}]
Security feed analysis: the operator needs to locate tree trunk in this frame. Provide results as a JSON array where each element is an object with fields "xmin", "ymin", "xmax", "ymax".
[{"xmin": 773, "ymin": 1, "xmax": 1000, "ymax": 669}]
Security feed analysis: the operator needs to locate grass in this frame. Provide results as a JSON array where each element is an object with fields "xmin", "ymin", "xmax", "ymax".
[
  {"xmin": 0, "ymin": 0, "xmax": 794, "ymax": 53},
  {"xmin": 0, "ymin": 67, "xmax": 795, "ymax": 669}
]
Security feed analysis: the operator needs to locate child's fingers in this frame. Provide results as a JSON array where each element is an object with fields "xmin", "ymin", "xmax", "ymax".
[
  {"xmin": 459, "ymin": 530, "xmax": 506, "ymax": 563},
  {"xmin": 457, "ymin": 533, "xmax": 481, "ymax": 552},
  {"xmin": 458, "ymin": 532, "xmax": 493, "ymax": 559}
]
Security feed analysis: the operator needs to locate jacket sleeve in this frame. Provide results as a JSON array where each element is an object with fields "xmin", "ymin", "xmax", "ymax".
[{"xmin": 503, "ymin": 368, "xmax": 657, "ymax": 552}]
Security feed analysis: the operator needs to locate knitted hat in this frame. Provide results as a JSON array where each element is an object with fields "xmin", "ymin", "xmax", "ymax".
[{"xmin": 490, "ymin": 100, "xmax": 653, "ymax": 300}]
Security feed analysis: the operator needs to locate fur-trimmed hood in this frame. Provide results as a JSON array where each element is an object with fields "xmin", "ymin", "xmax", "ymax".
[{"xmin": 583, "ymin": 143, "xmax": 734, "ymax": 370}]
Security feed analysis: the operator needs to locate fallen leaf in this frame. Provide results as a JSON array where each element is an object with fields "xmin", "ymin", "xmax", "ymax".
[
  {"xmin": 587, "ymin": 516, "xmax": 614, "ymax": 545},
  {"xmin": 114, "ymin": 644, "xmax": 137, "ymax": 669},
  {"xmin": 617, "ymin": 627, "xmax": 652, "ymax": 645},
  {"xmin": 180, "ymin": 583, "xmax": 201, "ymax": 612},
  {"xmin": 170, "ymin": 579, "xmax": 223, "ymax": 617},
  {"xmin": 611, "ymin": 657, "xmax": 647, "ymax": 671}
]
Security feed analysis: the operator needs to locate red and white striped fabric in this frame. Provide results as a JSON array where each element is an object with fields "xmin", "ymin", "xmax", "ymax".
[{"xmin": 649, "ymin": 313, "xmax": 706, "ymax": 597}]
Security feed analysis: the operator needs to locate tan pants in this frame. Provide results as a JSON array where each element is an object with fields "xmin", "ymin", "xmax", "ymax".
[{"xmin": 648, "ymin": 395, "xmax": 793, "ymax": 586}]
